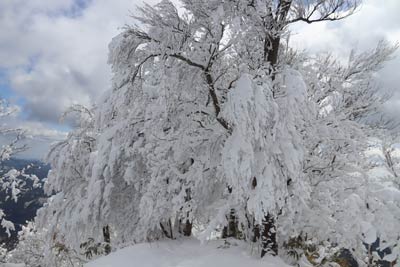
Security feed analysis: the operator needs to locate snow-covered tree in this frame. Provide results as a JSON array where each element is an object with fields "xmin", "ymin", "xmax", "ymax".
[
  {"xmin": 0, "ymin": 99, "xmax": 38, "ymax": 237},
  {"xmin": 280, "ymin": 41, "xmax": 400, "ymax": 265},
  {"xmin": 8, "ymin": 221, "xmax": 87, "ymax": 267},
  {"xmin": 24, "ymin": 0, "xmax": 400, "ymax": 266},
  {"xmin": 34, "ymin": 0, "xmax": 311, "ymax": 253},
  {"xmin": 0, "ymin": 99, "xmax": 26, "ymax": 161}
]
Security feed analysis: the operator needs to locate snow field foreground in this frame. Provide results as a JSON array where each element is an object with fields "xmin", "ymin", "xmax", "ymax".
[{"xmin": 85, "ymin": 239, "xmax": 290, "ymax": 267}]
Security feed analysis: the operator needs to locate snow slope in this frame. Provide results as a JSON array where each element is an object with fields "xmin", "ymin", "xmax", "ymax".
[{"xmin": 85, "ymin": 239, "xmax": 290, "ymax": 267}]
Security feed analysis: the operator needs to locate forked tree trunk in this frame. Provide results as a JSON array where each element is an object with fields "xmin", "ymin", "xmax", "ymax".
[{"xmin": 264, "ymin": 0, "xmax": 292, "ymax": 77}]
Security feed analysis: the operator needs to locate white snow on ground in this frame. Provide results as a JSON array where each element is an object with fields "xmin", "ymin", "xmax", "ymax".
[{"xmin": 85, "ymin": 239, "xmax": 290, "ymax": 267}]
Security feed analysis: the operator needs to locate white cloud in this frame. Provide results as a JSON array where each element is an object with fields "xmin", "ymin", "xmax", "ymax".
[
  {"xmin": 18, "ymin": 121, "xmax": 68, "ymax": 159},
  {"xmin": 0, "ymin": 0, "xmax": 162, "ymax": 158},
  {"xmin": 0, "ymin": 0, "xmax": 158, "ymax": 123},
  {"xmin": 22, "ymin": 122, "xmax": 68, "ymax": 141},
  {"xmin": 0, "ymin": 119, "xmax": 68, "ymax": 160}
]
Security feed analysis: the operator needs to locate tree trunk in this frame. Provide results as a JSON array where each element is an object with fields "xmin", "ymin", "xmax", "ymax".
[
  {"xmin": 260, "ymin": 214, "xmax": 278, "ymax": 257},
  {"xmin": 264, "ymin": 35, "xmax": 281, "ymax": 67},
  {"xmin": 263, "ymin": 0, "xmax": 293, "ymax": 69},
  {"xmin": 160, "ymin": 219, "xmax": 174, "ymax": 239},
  {"xmin": 102, "ymin": 225, "xmax": 111, "ymax": 255},
  {"xmin": 180, "ymin": 187, "xmax": 193, "ymax": 237},
  {"xmin": 180, "ymin": 219, "xmax": 192, "ymax": 237},
  {"xmin": 368, "ymin": 244, "xmax": 372, "ymax": 267},
  {"xmin": 222, "ymin": 209, "xmax": 240, "ymax": 239},
  {"xmin": 252, "ymin": 223, "xmax": 260, "ymax": 243},
  {"xmin": 260, "ymin": 2, "xmax": 292, "ymax": 254}
]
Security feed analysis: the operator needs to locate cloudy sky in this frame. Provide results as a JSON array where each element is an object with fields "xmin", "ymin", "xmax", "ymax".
[{"xmin": 0, "ymin": 0, "xmax": 399, "ymax": 159}]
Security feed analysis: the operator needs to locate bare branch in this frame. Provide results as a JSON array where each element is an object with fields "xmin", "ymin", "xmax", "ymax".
[{"xmin": 287, "ymin": 0, "xmax": 360, "ymax": 25}]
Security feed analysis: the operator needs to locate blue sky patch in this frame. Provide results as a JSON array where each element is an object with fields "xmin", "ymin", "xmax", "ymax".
[{"xmin": 0, "ymin": 70, "xmax": 14, "ymax": 99}]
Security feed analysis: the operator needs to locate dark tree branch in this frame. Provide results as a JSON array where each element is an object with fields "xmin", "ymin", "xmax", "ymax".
[
  {"xmin": 287, "ymin": 13, "xmax": 352, "ymax": 24},
  {"xmin": 170, "ymin": 54, "xmax": 206, "ymax": 70}
]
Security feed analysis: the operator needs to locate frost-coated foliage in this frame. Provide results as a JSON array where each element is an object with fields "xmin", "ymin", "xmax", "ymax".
[
  {"xmin": 0, "ymin": 99, "xmax": 39, "ymax": 237},
  {"xmin": 22, "ymin": 0, "xmax": 400, "ymax": 266},
  {"xmin": 289, "ymin": 42, "xmax": 400, "ymax": 262},
  {"xmin": 0, "ymin": 98, "xmax": 26, "ymax": 161}
]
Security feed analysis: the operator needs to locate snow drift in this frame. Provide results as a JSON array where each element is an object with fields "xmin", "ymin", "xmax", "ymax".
[{"xmin": 85, "ymin": 239, "xmax": 290, "ymax": 267}]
